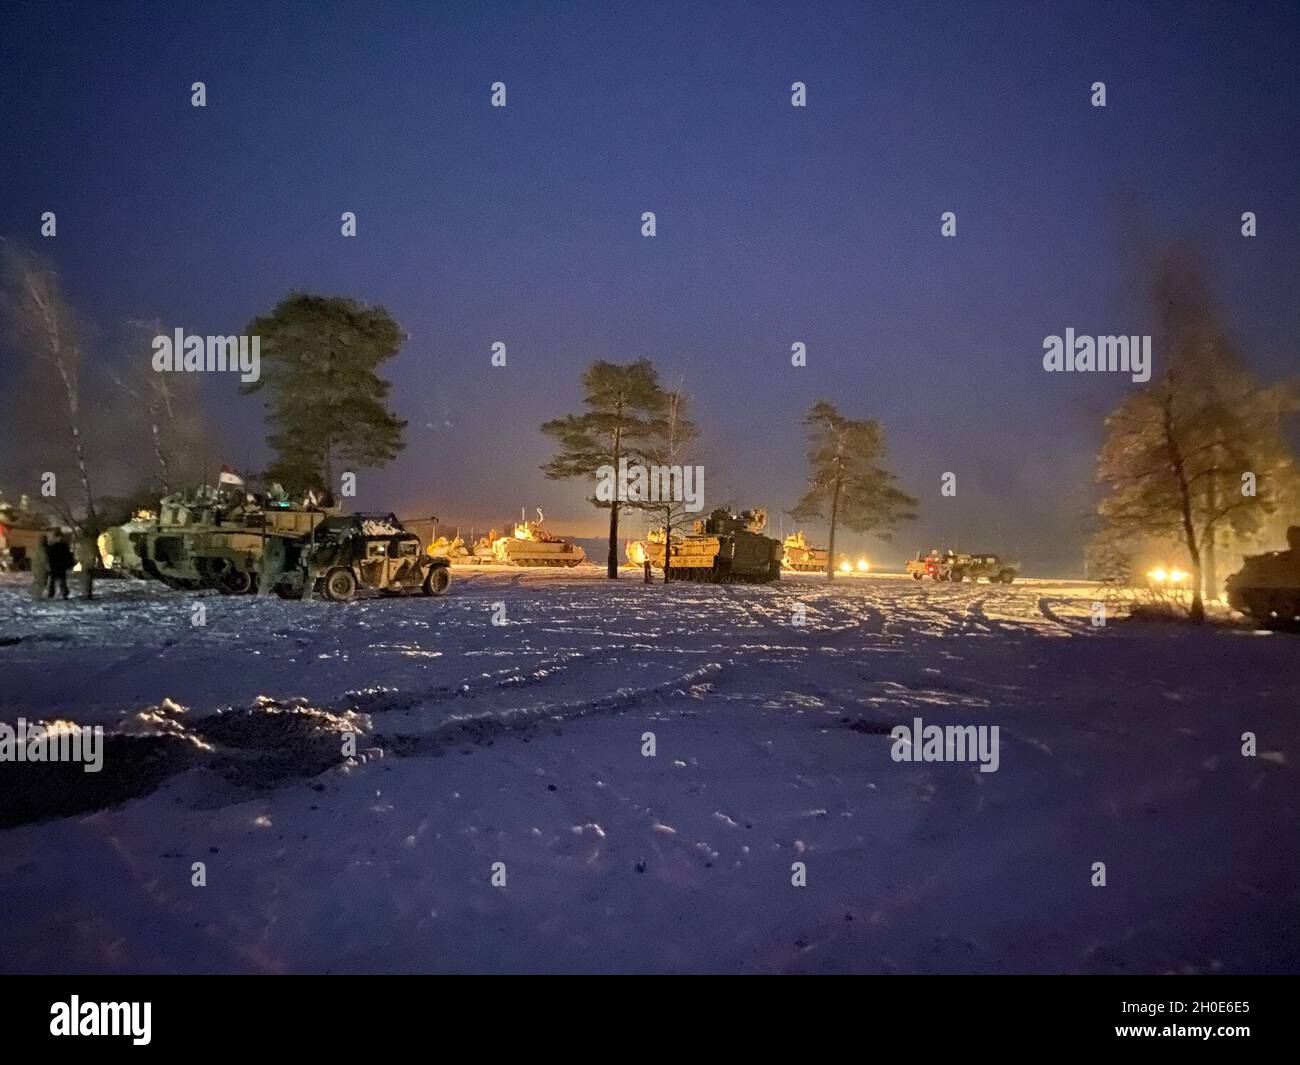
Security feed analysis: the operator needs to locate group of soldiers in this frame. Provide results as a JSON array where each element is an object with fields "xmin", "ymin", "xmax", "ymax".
[{"xmin": 28, "ymin": 528, "xmax": 97, "ymax": 601}]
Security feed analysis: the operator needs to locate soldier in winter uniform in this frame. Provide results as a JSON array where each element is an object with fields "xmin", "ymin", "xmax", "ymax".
[
  {"xmin": 45, "ymin": 529, "xmax": 74, "ymax": 599},
  {"xmin": 30, "ymin": 533, "xmax": 49, "ymax": 601},
  {"xmin": 75, "ymin": 530, "xmax": 97, "ymax": 599}
]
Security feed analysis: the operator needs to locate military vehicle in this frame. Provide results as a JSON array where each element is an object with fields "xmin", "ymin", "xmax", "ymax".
[
  {"xmin": 782, "ymin": 531, "xmax": 830, "ymax": 573},
  {"xmin": 667, "ymin": 508, "xmax": 782, "ymax": 583},
  {"xmin": 906, "ymin": 550, "xmax": 1016, "ymax": 583},
  {"xmin": 271, "ymin": 513, "xmax": 451, "ymax": 601},
  {"xmin": 426, "ymin": 534, "xmax": 474, "ymax": 564},
  {"xmin": 1226, "ymin": 526, "xmax": 1300, "ymax": 629},
  {"xmin": 948, "ymin": 553, "xmax": 1018, "ymax": 584},
  {"xmin": 907, "ymin": 550, "xmax": 951, "ymax": 580},
  {"xmin": 0, "ymin": 495, "xmax": 50, "ymax": 571},
  {"xmin": 126, "ymin": 487, "xmax": 331, "ymax": 593},
  {"xmin": 97, "ymin": 511, "xmax": 155, "ymax": 577},
  {"xmin": 487, "ymin": 513, "xmax": 586, "ymax": 567},
  {"xmin": 625, "ymin": 528, "xmax": 669, "ymax": 569}
]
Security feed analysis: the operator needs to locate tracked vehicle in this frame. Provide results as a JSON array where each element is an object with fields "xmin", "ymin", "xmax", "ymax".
[
  {"xmin": 127, "ymin": 487, "xmax": 331, "ymax": 593},
  {"xmin": 667, "ymin": 508, "xmax": 781, "ymax": 583},
  {"xmin": 782, "ymin": 531, "xmax": 830, "ymax": 573},
  {"xmin": 1227, "ymin": 526, "xmax": 1300, "ymax": 629},
  {"xmin": 488, "ymin": 514, "xmax": 585, "ymax": 567}
]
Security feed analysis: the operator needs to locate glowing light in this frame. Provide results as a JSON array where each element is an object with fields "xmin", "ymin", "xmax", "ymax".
[
  {"xmin": 856, "ymin": 559, "xmax": 869, "ymax": 571},
  {"xmin": 1148, "ymin": 567, "xmax": 1167, "ymax": 583},
  {"xmin": 1168, "ymin": 568, "xmax": 1188, "ymax": 583},
  {"xmin": 839, "ymin": 561, "xmax": 852, "ymax": 573}
]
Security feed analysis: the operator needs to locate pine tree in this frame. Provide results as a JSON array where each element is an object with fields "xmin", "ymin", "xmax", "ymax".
[
  {"xmin": 1095, "ymin": 251, "xmax": 1296, "ymax": 621},
  {"xmin": 541, "ymin": 359, "xmax": 669, "ymax": 578},
  {"xmin": 242, "ymin": 294, "xmax": 407, "ymax": 495},
  {"xmin": 790, "ymin": 400, "xmax": 917, "ymax": 580}
]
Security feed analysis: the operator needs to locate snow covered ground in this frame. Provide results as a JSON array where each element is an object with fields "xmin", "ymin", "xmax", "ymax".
[{"xmin": 0, "ymin": 569, "xmax": 1296, "ymax": 973}]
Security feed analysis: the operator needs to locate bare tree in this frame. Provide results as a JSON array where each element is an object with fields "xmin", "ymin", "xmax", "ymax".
[
  {"xmin": 1, "ymin": 241, "xmax": 98, "ymax": 533},
  {"xmin": 108, "ymin": 317, "xmax": 212, "ymax": 495},
  {"xmin": 635, "ymin": 382, "xmax": 699, "ymax": 583}
]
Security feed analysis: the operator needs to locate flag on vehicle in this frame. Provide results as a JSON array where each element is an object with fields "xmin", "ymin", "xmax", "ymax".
[{"xmin": 218, "ymin": 465, "xmax": 245, "ymax": 487}]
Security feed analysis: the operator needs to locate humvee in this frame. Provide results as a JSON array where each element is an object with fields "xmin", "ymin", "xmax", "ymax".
[
  {"xmin": 271, "ymin": 513, "xmax": 451, "ymax": 601},
  {"xmin": 948, "ymin": 553, "xmax": 1017, "ymax": 584}
]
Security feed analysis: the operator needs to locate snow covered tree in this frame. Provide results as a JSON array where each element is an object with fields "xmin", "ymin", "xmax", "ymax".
[
  {"xmin": 789, "ymin": 400, "xmax": 918, "ymax": 580},
  {"xmin": 243, "ymin": 294, "xmax": 407, "ymax": 495},
  {"xmin": 1095, "ymin": 252, "xmax": 1297, "ymax": 621},
  {"xmin": 541, "ymin": 359, "xmax": 670, "ymax": 578}
]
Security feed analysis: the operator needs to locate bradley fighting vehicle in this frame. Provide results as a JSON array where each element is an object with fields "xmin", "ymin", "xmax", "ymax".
[
  {"xmin": 625, "ymin": 528, "xmax": 669, "ymax": 569},
  {"xmin": 122, "ymin": 486, "xmax": 331, "ymax": 593},
  {"xmin": 667, "ymin": 508, "xmax": 782, "ymax": 583},
  {"xmin": 782, "ymin": 531, "xmax": 830, "ymax": 573},
  {"xmin": 1227, "ymin": 526, "xmax": 1300, "ymax": 629},
  {"xmin": 482, "ymin": 511, "xmax": 586, "ymax": 567}
]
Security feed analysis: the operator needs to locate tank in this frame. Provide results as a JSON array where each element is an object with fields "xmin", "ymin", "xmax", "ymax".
[
  {"xmin": 489, "ymin": 516, "xmax": 586, "ymax": 567},
  {"xmin": 1226, "ymin": 526, "xmax": 1300, "ymax": 629},
  {"xmin": 668, "ymin": 508, "xmax": 782, "ymax": 583},
  {"xmin": 782, "ymin": 531, "xmax": 829, "ymax": 573}
]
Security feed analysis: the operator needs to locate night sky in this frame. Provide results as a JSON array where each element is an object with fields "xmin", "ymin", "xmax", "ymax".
[{"xmin": 2, "ymin": 0, "xmax": 1297, "ymax": 572}]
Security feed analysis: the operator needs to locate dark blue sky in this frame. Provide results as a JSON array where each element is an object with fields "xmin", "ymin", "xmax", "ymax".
[{"xmin": 2, "ymin": 0, "xmax": 1297, "ymax": 571}]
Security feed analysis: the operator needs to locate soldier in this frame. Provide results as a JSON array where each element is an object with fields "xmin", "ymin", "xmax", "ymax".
[
  {"xmin": 45, "ymin": 529, "xmax": 74, "ymax": 599},
  {"xmin": 643, "ymin": 557, "xmax": 653, "ymax": 583},
  {"xmin": 30, "ymin": 533, "xmax": 49, "ymax": 601},
  {"xmin": 75, "ymin": 529, "xmax": 97, "ymax": 599}
]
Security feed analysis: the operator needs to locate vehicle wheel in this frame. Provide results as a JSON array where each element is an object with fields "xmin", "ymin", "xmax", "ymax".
[
  {"xmin": 423, "ymin": 565, "xmax": 451, "ymax": 596},
  {"xmin": 912, "ymin": 571, "xmax": 924, "ymax": 580},
  {"xmin": 998, "ymin": 569, "xmax": 1015, "ymax": 584},
  {"xmin": 324, "ymin": 567, "xmax": 357, "ymax": 601},
  {"xmin": 949, "ymin": 568, "xmax": 964, "ymax": 582},
  {"xmin": 218, "ymin": 570, "xmax": 254, "ymax": 595}
]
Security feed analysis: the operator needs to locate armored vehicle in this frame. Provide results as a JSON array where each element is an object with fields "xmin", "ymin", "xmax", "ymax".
[
  {"xmin": 948, "ymin": 553, "xmax": 1018, "ymax": 584},
  {"xmin": 907, "ymin": 550, "xmax": 952, "ymax": 580},
  {"xmin": 782, "ymin": 531, "xmax": 830, "ymax": 573},
  {"xmin": 127, "ymin": 487, "xmax": 331, "ymax": 593},
  {"xmin": 1226, "ymin": 526, "xmax": 1300, "ymax": 629},
  {"xmin": 98, "ymin": 511, "xmax": 155, "ymax": 577},
  {"xmin": 0, "ymin": 495, "xmax": 50, "ymax": 571},
  {"xmin": 271, "ymin": 513, "xmax": 451, "ymax": 601},
  {"xmin": 626, "ymin": 528, "xmax": 669, "ymax": 569},
  {"xmin": 488, "ymin": 516, "xmax": 585, "ymax": 567},
  {"xmin": 667, "ymin": 508, "xmax": 781, "ymax": 583}
]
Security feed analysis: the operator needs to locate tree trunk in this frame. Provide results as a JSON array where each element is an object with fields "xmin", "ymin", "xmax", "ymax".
[
  {"xmin": 1164, "ymin": 395, "xmax": 1205, "ymax": 622},
  {"xmin": 1203, "ymin": 477, "xmax": 1218, "ymax": 600},
  {"xmin": 606, "ymin": 425, "xmax": 622, "ymax": 578},
  {"xmin": 824, "ymin": 448, "xmax": 843, "ymax": 581}
]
